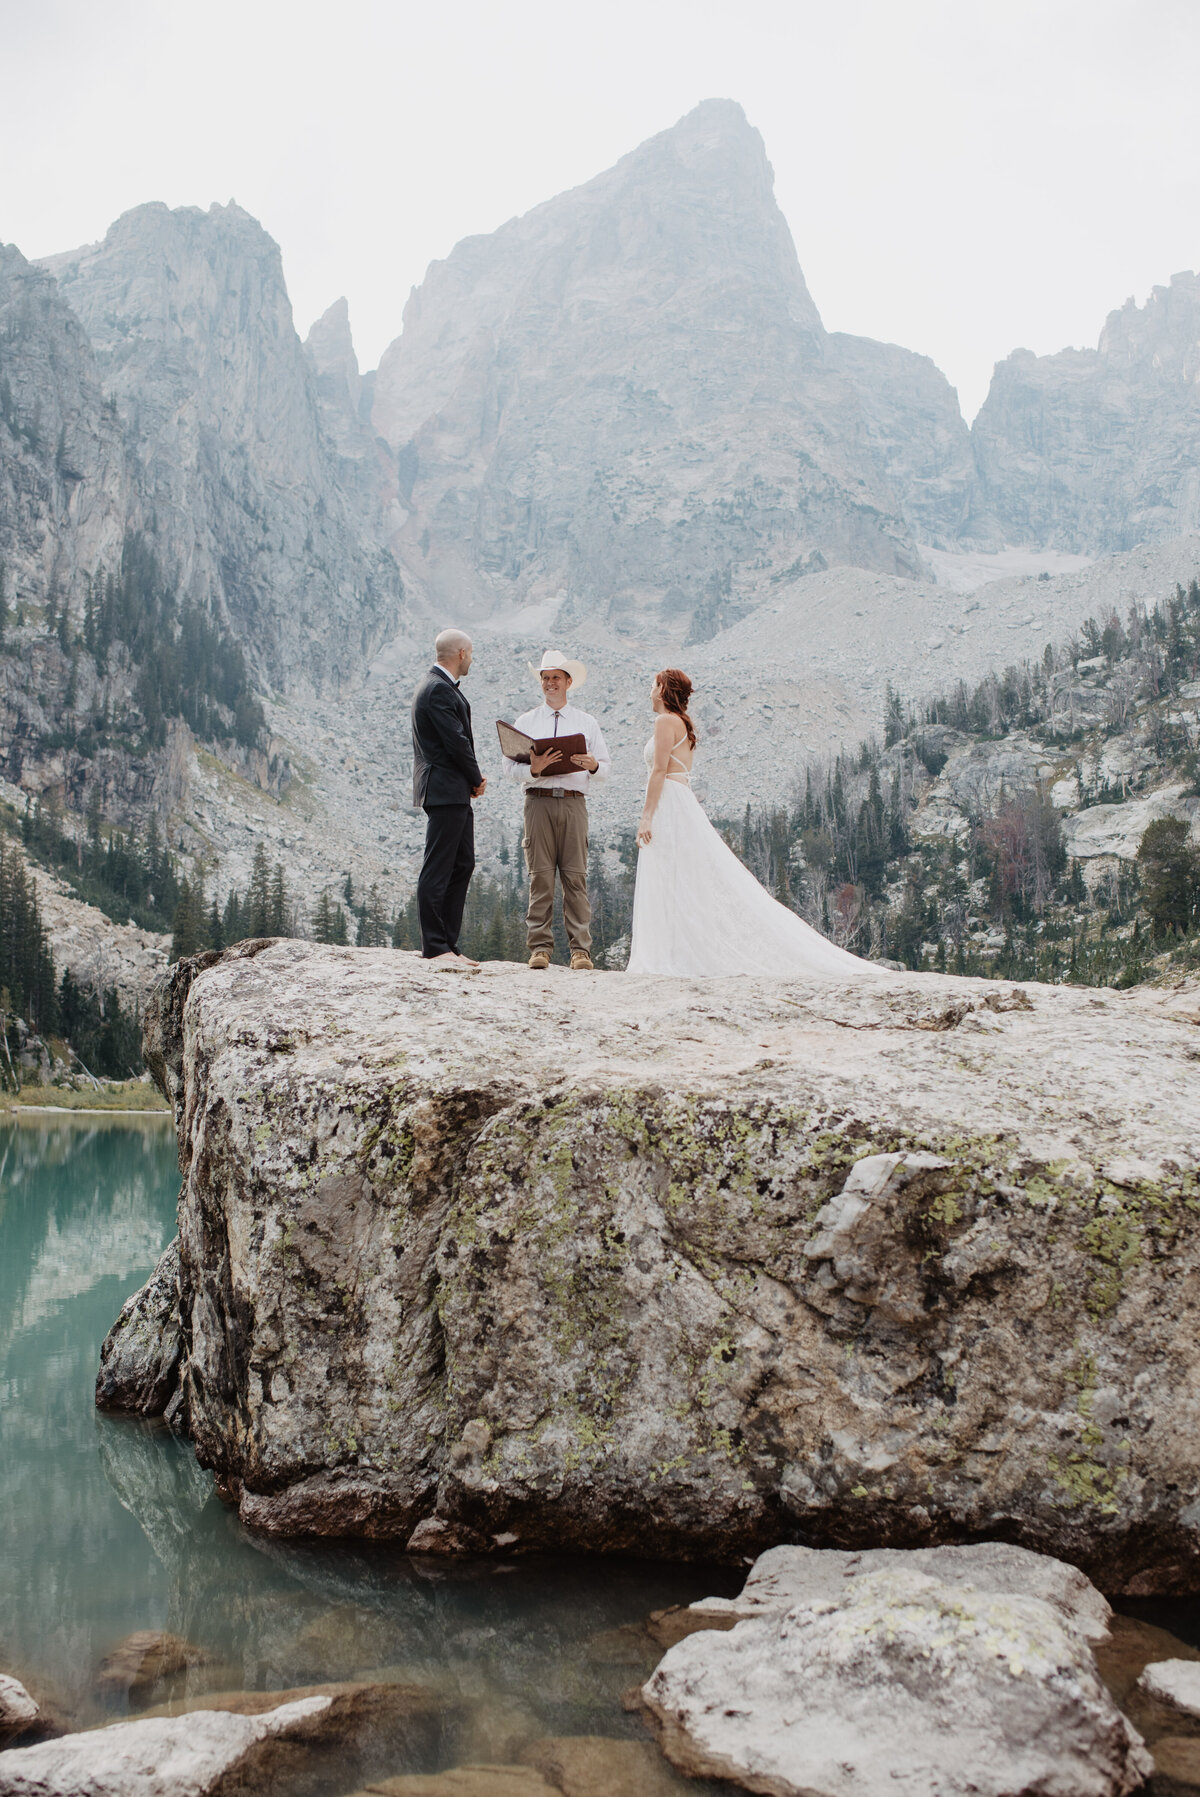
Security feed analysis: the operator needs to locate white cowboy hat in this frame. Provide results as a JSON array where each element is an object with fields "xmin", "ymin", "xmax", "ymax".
[{"xmin": 529, "ymin": 648, "xmax": 587, "ymax": 690}]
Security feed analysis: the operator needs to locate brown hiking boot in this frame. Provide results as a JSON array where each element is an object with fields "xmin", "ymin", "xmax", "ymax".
[
  {"xmin": 528, "ymin": 950, "xmax": 551, "ymax": 970},
  {"xmin": 570, "ymin": 951, "xmax": 594, "ymax": 971}
]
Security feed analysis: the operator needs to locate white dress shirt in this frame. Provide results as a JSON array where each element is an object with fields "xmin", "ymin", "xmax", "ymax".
[{"xmin": 503, "ymin": 701, "xmax": 611, "ymax": 795}]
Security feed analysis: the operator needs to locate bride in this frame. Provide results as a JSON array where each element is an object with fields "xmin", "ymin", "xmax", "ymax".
[{"xmin": 626, "ymin": 668, "xmax": 881, "ymax": 978}]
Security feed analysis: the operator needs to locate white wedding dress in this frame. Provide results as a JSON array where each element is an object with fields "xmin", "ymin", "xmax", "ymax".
[{"xmin": 626, "ymin": 735, "xmax": 881, "ymax": 978}]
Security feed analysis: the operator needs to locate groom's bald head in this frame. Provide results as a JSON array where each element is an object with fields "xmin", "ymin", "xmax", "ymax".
[{"xmin": 435, "ymin": 629, "xmax": 473, "ymax": 678}]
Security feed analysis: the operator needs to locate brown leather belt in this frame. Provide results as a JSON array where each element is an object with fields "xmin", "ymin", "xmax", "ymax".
[{"xmin": 526, "ymin": 787, "xmax": 584, "ymax": 799}]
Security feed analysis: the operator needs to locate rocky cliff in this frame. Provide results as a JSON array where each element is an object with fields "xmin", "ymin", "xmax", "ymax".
[
  {"xmin": 371, "ymin": 100, "xmax": 933, "ymax": 639},
  {"xmin": 0, "ymin": 245, "xmax": 130, "ymax": 616},
  {"xmin": 827, "ymin": 332, "xmax": 975, "ymax": 548},
  {"xmin": 101, "ymin": 941, "xmax": 1200, "ymax": 1591},
  {"xmin": 42, "ymin": 204, "xmax": 402, "ymax": 689},
  {"xmin": 973, "ymin": 272, "xmax": 1200, "ymax": 553}
]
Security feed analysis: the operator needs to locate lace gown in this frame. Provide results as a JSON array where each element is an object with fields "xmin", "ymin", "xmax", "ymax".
[{"xmin": 626, "ymin": 736, "xmax": 881, "ymax": 978}]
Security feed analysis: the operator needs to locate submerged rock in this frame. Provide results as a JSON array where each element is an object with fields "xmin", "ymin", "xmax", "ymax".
[
  {"xmin": 353, "ymin": 1773, "xmax": 555, "ymax": 1797},
  {"xmin": 1095, "ymin": 1616, "xmax": 1200, "ymax": 1710},
  {"xmin": 127, "ymin": 1681, "xmax": 449, "ymax": 1790},
  {"xmin": 520, "ymin": 1733, "xmax": 693, "ymax": 1795},
  {"xmin": 1149, "ymin": 1736, "xmax": 1200, "ymax": 1790},
  {"xmin": 105, "ymin": 942, "xmax": 1200, "ymax": 1586},
  {"xmin": 642, "ymin": 1563, "xmax": 1152, "ymax": 1797},
  {"xmin": 0, "ymin": 1694, "xmax": 330, "ymax": 1796},
  {"xmin": 94, "ymin": 1631, "xmax": 213, "ymax": 1703}
]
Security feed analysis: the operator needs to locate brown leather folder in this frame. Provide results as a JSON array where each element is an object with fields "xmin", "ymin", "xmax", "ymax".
[{"xmin": 496, "ymin": 720, "xmax": 589, "ymax": 778}]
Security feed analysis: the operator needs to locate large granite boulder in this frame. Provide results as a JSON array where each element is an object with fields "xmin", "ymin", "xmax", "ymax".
[
  {"xmin": 101, "ymin": 940, "xmax": 1200, "ymax": 1588},
  {"xmin": 641, "ymin": 1554, "xmax": 1153, "ymax": 1797}
]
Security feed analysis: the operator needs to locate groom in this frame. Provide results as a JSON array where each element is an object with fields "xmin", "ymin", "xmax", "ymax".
[{"xmin": 411, "ymin": 629, "xmax": 486, "ymax": 965}]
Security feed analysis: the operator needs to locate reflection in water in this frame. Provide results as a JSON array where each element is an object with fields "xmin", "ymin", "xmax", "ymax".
[
  {"xmin": 0, "ymin": 1115, "xmax": 741, "ymax": 1791},
  {"xmin": 0, "ymin": 1118, "xmax": 183, "ymax": 1720}
]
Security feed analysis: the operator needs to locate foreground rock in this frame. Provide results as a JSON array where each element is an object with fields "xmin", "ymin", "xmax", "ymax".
[
  {"xmin": 1137, "ymin": 1661, "xmax": 1200, "ymax": 1719},
  {"xmin": 0, "ymin": 1695, "xmax": 329, "ymax": 1797},
  {"xmin": 643, "ymin": 1555, "xmax": 1152, "ymax": 1797},
  {"xmin": 0, "ymin": 1678, "xmax": 41, "ymax": 1748},
  {"xmin": 101, "ymin": 941, "xmax": 1200, "ymax": 1587}
]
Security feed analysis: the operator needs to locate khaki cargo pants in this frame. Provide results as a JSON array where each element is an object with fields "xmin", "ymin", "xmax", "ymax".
[{"xmin": 523, "ymin": 791, "xmax": 591, "ymax": 954}]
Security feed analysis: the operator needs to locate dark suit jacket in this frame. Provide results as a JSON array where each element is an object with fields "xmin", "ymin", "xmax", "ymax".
[{"xmin": 411, "ymin": 666, "xmax": 483, "ymax": 807}]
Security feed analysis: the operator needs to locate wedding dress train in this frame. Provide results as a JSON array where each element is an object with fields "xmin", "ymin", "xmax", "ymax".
[{"xmin": 626, "ymin": 738, "xmax": 880, "ymax": 978}]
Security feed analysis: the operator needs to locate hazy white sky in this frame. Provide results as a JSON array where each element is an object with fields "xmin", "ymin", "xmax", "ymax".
[{"xmin": 3, "ymin": 0, "xmax": 1197, "ymax": 419}]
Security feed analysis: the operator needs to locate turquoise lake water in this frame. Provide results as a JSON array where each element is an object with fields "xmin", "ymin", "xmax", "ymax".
[{"xmin": 0, "ymin": 1113, "xmax": 741, "ymax": 1788}]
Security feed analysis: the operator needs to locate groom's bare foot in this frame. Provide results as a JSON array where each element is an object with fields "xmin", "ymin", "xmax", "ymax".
[
  {"xmin": 429, "ymin": 951, "xmax": 471, "ymax": 968},
  {"xmin": 455, "ymin": 953, "xmax": 481, "ymax": 968}
]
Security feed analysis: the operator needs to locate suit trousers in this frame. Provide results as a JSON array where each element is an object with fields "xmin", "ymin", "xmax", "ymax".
[
  {"xmin": 523, "ymin": 793, "xmax": 591, "ymax": 953},
  {"xmin": 418, "ymin": 804, "xmax": 474, "ymax": 957}
]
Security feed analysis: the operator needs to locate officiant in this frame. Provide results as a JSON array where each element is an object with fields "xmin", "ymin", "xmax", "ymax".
[{"xmin": 502, "ymin": 650, "xmax": 611, "ymax": 971}]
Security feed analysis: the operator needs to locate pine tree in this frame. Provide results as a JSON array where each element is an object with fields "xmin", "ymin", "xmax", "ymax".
[
  {"xmin": 313, "ymin": 889, "xmax": 338, "ymax": 944},
  {"xmin": 392, "ymin": 897, "xmax": 420, "ymax": 950},
  {"xmin": 269, "ymin": 863, "xmax": 287, "ymax": 936},
  {"xmin": 170, "ymin": 877, "xmax": 206, "ymax": 962},
  {"xmin": 883, "ymin": 682, "xmax": 906, "ymax": 746},
  {"xmin": 246, "ymin": 842, "xmax": 271, "ymax": 937},
  {"xmin": 1137, "ymin": 818, "xmax": 1200, "ymax": 936},
  {"xmin": 356, "ymin": 884, "xmax": 390, "ymax": 947},
  {"xmin": 0, "ymin": 842, "xmax": 57, "ymax": 1031},
  {"xmin": 222, "ymin": 887, "xmax": 242, "ymax": 945},
  {"xmin": 482, "ymin": 907, "xmax": 507, "ymax": 962}
]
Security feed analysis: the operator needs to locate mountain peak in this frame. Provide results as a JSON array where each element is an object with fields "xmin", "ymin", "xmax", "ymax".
[
  {"xmin": 655, "ymin": 96, "xmax": 759, "ymax": 150},
  {"xmin": 304, "ymin": 298, "xmax": 362, "ymax": 418},
  {"xmin": 585, "ymin": 96, "xmax": 782, "ymax": 260},
  {"xmin": 370, "ymin": 101, "xmax": 919, "ymax": 633},
  {"xmin": 305, "ymin": 297, "xmax": 356, "ymax": 371}
]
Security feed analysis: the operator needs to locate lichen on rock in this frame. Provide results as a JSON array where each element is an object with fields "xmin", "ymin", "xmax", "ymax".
[{"xmin": 101, "ymin": 941, "xmax": 1200, "ymax": 1589}]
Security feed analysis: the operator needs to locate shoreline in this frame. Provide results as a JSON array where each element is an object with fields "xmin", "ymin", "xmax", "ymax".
[{"xmin": 1, "ymin": 1102, "xmax": 172, "ymax": 1120}]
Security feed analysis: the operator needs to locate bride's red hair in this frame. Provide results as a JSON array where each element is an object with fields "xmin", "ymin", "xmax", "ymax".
[{"xmin": 656, "ymin": 668, "xmax": 697, "ymax": 749}]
